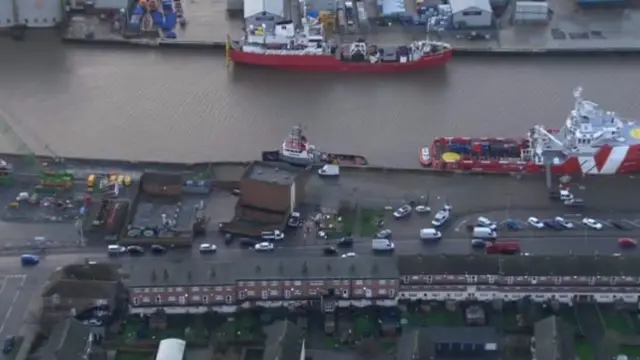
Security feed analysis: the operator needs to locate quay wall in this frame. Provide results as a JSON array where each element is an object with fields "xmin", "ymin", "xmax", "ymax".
[{"xmin": 61, "ymin": 36, "xmax": 640, "ymax": 56}]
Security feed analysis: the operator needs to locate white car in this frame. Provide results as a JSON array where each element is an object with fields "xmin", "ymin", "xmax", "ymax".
[
  {"xmin": 255, "ymin": 242, "xmax": 275, "ymax": 251},
  {"xmin": 582, "ymin": 218, "xmax": 603, "ymax": 230},
  {"xmin": 554, "ymin": 217, "xmax": 574, "ymax": 229},
  {"xmin": 341, "ymin": 252, "xmax": 356, "ymax": 258},
  {"xmin": 477, "ymin": 216, "xmax": 497, "ymax": 230},
  {"xmin": 415, "ymin": 205, "xmax": 431, "ymax": 213},
  {"xmin": 527, "ymin": 217, "xmax": 544, "ymax": 229},
  {"xmin": 431, "ymin": 209, "xmax": 450, "ymax": 227},
  {"xmin": 199, "ymin": 244, "xmax": 217, "ymax": 253},
  {"xmin": 393, "ymin": 205, "xmax": 412, "ymax": 219}
]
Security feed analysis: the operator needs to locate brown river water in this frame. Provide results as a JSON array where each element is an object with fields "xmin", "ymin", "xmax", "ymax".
[{"xmin": 1, "ymin": 33, "xmax": 639, "ymax": 168}]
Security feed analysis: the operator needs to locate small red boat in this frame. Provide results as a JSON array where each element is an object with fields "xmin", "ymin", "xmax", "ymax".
[
  {"xmin": 228, "ymin": 21, "xmax": 452, "ymax": 73},
  {"xmin": 420, "ymin": 87, "xmax": 640, "ymax": 176}
]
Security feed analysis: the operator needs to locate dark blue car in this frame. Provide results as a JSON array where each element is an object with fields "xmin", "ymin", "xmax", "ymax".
[
  {"xmin": 20, "ymin": 254, "xmax": 39, "ymax": 266},
  {"xmin": 543, "ymin": 220, "xmax": 563, "ymax": 230},
  {"xmin": 504, "ymin": 219, "xmax": 521, "ymax": 231}
]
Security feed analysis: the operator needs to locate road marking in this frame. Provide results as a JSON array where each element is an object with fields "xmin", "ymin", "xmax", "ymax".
[
  {"xmin": 0, "ymin": 277, "xmax": 24, "ymax": 334},
  {"xmin": 454, "ymin": 220, "xmax": 468, "ymax": 232}
]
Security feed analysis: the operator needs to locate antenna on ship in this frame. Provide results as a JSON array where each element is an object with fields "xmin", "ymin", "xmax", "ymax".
[{"xmin": 573, "ymin": 86, "xmax": 583, "ymax": 109}]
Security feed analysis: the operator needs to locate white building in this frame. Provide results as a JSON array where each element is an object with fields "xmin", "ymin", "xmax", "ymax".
[
  {"xmin": 243, "ymin": 0, "xmax": 286, "ymax": 27},
  {"xmin": 450, "ymin": 0, "xmax": 493, "ymax": 28},
  {"xmin": 0, "ymin": 0, "xmax": 63, "ymax": 28}
]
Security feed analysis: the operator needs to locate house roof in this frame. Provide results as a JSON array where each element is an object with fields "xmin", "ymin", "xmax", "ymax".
[
  {"xmin": 534, "ymin": 316, "xmax": 575, "ymax": 360},
  {"xmin": 450, "ymin": 0, "xmax": 492, "ymax": 13},
  {"xmin": 262, "ymin": 321, "xmax": 303, "ymax": 360},
  {"xmin": 396, "ymin": 255, "xmax": 640, "ymax": 277},
  {"xmin": 43, "ymin": 318, "xmax": 92, "ymax": 360},
  {"xmin": 126, "ymin": 257, "xmax": 398, "ymax": 287},
  {"xmin": 42, "ymin": 279, "xmax": 119, "ymax": 300}
]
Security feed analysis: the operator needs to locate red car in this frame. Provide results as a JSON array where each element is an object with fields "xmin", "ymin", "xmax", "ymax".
[
  {"xmin": 618, "ymin": 238, "xmax": 637, "ymax": 249},
  {"xmin": 485, "ymin": 241, "xmax": 520, "ymax": 255}
]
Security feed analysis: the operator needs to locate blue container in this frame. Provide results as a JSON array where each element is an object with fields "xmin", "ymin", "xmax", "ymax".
[
  {"xmin": 151, "ymin": 11, "xmax": 164, "ymax": 26},
  {"xmin": 163, "ymin": 13, "xmax": 177, "ymax": 30}
]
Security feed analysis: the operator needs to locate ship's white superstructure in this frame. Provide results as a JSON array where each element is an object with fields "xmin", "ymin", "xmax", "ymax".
[{"xmin": 0, "ymin": 0, "xmax": 62, "ymax": 29}]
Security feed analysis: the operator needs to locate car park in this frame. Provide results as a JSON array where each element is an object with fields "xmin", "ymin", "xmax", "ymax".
[
  {"xmin": 554, "ymin": 217, "xmax": 574, "ymax": 229},
  {"xmin": 415, "ymin": 205, "xmax": 431, "ymax": 213},
  {"xmin": 287, "ymin": 212, "xmax": 301, "ymax": 228},
  {"xmin": 582, "ymin": 218, "xmax": 603, "ymax": 230},
  {"xmin": 476, "ymin": 217, "xmax": 497, "ymax": 230},
  {"xmin": 323, "ymin": 246, "xmax": 338, "ymax": 256},
  {"xmin": 611, "ymin": 220, "xmax": 632, "ymax": 231},
  {"xmin": 150, "ymin": 245, "xmax": 167, "ymax": 254},
  {"xmin": 431, "ymin": 209, "xmax": 450, "ymax": 227},
  {"xmin": 543, "ymin": 219, "xmax": 563, "ymax": 231},
  {"xmin": 255, "ymin": 242, "xmax": 275, "ymax": 251},
  {"xmin": 199, "ymin": 244, "xmax": 217, "ymax": 253},
  {"xmin": 618, "ymin": 238, "xmax": 637, "ymax": 249},
  {"xmin": 341, "ymin": 252, "xmax": 357, "ymax": 258},
  {"xmin": 527, "ymin": 217, "xmax": 544, "ymax": 229},
  {"xmin": 376, "ymin": 229, "xmax": 392, "ymax": 238},
  {"xmin": 393, "ymin": 205, "xmax": 412, "ymax": 219}
]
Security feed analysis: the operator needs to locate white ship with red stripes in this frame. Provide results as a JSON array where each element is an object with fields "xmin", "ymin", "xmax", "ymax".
[{"xmin": 420, "ymin": 87, "xmax": 640, "ymax": 175}]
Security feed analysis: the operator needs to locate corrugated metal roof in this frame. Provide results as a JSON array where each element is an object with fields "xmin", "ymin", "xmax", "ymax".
[{"xmin": 450, "ymin": 0, "xmax": 492, "ymax": 13}]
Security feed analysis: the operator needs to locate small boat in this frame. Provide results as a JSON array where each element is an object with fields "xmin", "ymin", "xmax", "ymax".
[
  {"xmin": 261, "ymin": 126, "xmax": 368, "ymax": 166},
  {"xmin": 228, "ymin": 21, "xmax": 452, "ymax": 73},
  {"xmin": 420, "ymin": 87, "xmax": 640, "ymax": 176}
]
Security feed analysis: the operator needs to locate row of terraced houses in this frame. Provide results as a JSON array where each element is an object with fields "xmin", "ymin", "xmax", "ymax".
[{"xmin": 119, "ymin": 255, "xmax": 640, "ymax": 314}]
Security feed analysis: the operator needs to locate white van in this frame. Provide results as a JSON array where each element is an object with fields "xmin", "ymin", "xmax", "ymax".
[
  {"xmin": 371, "ymin": 239, "xmax": 395, "ymax": 251},
  {"xmin": 107, "ymin": 245, "xmax": 126, "ymax": 256},
  {"xmin": 472, "ymin": 227, "xmax": 497, "ymax": 239},
  {"xmin": 318, "ymin": 164, "xmax": 340, "ymax": 177},
  {"xmin": 420, "ymin": 228, "xmax": 442, "ymax": 240}
]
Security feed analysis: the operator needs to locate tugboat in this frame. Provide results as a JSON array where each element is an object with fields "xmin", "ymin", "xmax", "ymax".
[
  {"xmin": 262, "ymin": 126, "xmax": 368, "ymax": 166},
  {"xmin": 420, "ymin": 87, "xmax": 640, "ymax": 175}
]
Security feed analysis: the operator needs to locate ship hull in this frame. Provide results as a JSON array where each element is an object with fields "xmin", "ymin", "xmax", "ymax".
[
  {"xmin": 230, "ymin": 49, "xmax": 453, "ymax": 72},
  {"xmin": 420, "ymin": 140, "xmax": 640, "ymax": 175},
  {"xmin": 261, "ymin": 151, "xmax": 368, "ymax": 166}
]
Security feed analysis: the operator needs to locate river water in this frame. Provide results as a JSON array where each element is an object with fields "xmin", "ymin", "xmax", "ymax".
[{"xmin": 1, "ymin": 33, "xmax": 639, "ymax": 167}]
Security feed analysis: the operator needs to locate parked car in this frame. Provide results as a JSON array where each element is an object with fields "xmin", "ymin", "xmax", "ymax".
[
  {"xmin": 341, "ymin": 252, "xmax": 357, "ymax": 258},
  {"xmin": 336, "ymin": 236, "xmax": 354, "ymax": 248},
  {"xmin": 3, "ymin": 336, "xmax": 15, "ymax": 354},
  {"xmin": 323, "ymin": 246, "xmax": 338, "ymax": 256},
  {"xmin": 287, "ymin": 212, "xmax": 301, "ymax": 228},
  {"xmin": 554, "ymin": 217, "xmax": 574, "ymax": 229},
  {"xmin": 239, "ymin": 238, "xmax": 259, "ymax": 248},
  {"xmin": 255, "ymin": 242, "xmax": 275, "ymax": 251},
  {"xmin": 415, "ymin": 205, "xmax": 431, "ymax": 213},
  {"xmin": 504, "ymin": 219, "xmax": 522, "ymax": 231},
  {"xmin": 150, "ymin": 245, "xmax": 167, "ymax": 254},
  {"xmin": 107, "ymin": 245, "xmax": 127, "ymax": 256},
  {"xmin": 542, "ymin": 219, "xmax": 563, "ymax": 230},
  {"xmin": 431, "ymin": 209, "xmax": 450, "ymax": 227},
  {"xmin": 485, "ymin": 241, "xmax": 520, "ymax": 255},
  {"xmin": 618, "ymin": 238, "xmax": 637, "ymax": 249},
  {"xmin": 376, "ymin": 229, "xmax": 392, "ymax": 238},
  {"xmin": 471, "ymin": 239, "xmax": 487, "ymax": 249},
  {"xmin": 564, "ymin": 198, "xmax": 584, "ymax": 207},
  {"xmin": 527, "ymin": 217, "xmax": 544, "ymax": 229},
  {"xmin": 477, "ymin": 217, "xmax": 497, "ymax": 230},
  {"xmin": 393, "ymin": 205, "xmax": 412, "ymax": 219},
  {"xmin": 582, "ymin": 218, "xmax": 603, "ymax": 230},
  {"xmin": 199, "ymin": 244, "xmax": 217, "ymax": 253},
  {"xmin": 126, "ymin": 246, "xmax": 144, "ymax": 255}
]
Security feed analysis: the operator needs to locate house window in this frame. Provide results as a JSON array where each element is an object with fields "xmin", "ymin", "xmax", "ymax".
[
  {"xmin": 203, "ymin": 296, "xmax": 208, "ymax": 304},
  {"xmin": 342, "ymin": 289, "xmax": 349, "ymax": 297},
  {"xmin": 402, "ymin": 276, "xmax": 410, "ymax": 283},
  {"xmin": 506, "ymin": 277, "xmax": 514, "ymax": 285},
  {"xmin": 461, "ymin": 10, "xmax": 482, "ymax": 16},
  {"xmin": 133, "ymin": 297, "xmax": 140, "ymax": 305},
  {"xmin": 154, "ymin": 296, "xmax": 162, "ymax": 304},
  {"xmin": 468, "ymin": 276, "xmax": 477, "ymax": 283},
  {"xmin": 531, "ymin": 277, "xmax": 538, "ymax": 283},
  {"xmin": 51, "ymin": 294, "xmax": 60, "ymax": 304},
  {"xmin": 426, "ymin": 276, "xmax": 433, "ymax": 284},
  {"xmin": 261, "ymin": 290, "xmax": 268, "ymax": 299},
  {"xmin": 589, "ymin": 277, "xmax": 596, "ymax": 285},
  {"xmin": 389, "ymin": 289, "xmax": 395, "ymax": 298},
  {"xmin": 554, "ymin": 277, "xmax": 562, "ymax": 285},
  {"xmin": 355, "ymin": 280, "xmax": 363, "ymax": 285},
  {"xmin": 379, "ymin": 280, "xmax": 387, "ymax": 285},
  {"xmin": 611, "ymin": 277, "xmax": 617, "ymax": 285},
  {"xmin": 239, "ymin": 291, "xmax": 246, "ymax": 299},
  {"xmin": 284, "ymin": 290, "xmax": 291, "ymax": 298},
  {"xmin": 178, "ymin": 296, "xmax": 186, "ymax": 305},
  {"xmin": 488, "ymin": 276, "xmax": 495, "ymax": 284},
  {"xmin": 225, "ymin": 295, "xmax": 233, "ymax": 304}
]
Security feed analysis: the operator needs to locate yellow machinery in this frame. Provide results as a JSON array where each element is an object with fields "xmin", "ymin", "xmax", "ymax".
[
  {"xmin": 87, "ymin": 174, "xmax": 96, "ymax": 193},
  {"xmin": 319, "ymin": 11, "xmax": 335, "ymax": 33}
]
